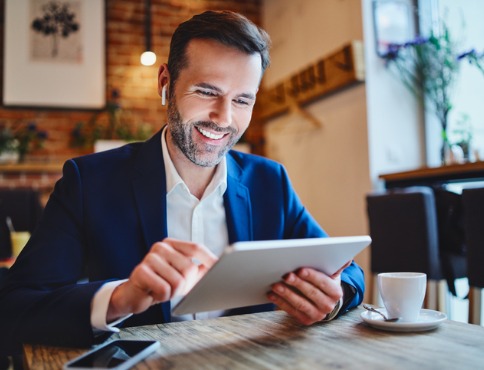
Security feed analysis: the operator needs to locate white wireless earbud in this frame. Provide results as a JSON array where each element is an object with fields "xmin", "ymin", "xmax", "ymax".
[{"xmin": 161, "ymin": 84, "xmax": 166, "ymax": 106}]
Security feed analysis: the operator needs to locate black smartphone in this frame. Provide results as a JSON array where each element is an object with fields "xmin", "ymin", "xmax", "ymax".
[{"xmin": 63, "ymin": 340, "xmax": 160, "ymax": 370}]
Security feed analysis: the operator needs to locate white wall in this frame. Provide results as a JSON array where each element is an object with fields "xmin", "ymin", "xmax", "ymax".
[
  {"xmin": 367, "ymin": 0, "xmax": 484, "ymax": 167},
  {"xmin": 362, "ymin": 0, "xmax": 426, "ymax": 182},
  {"xmin": 262, "ymin": 0, "xmax": 372, "ymax": 301},
  {"xmin": 262, "ymin": 0, "xmax": 363, "ymax": 84},
  {"xmin": 262, "ymin": 0, "xmax": 429, "ymax": 302},
  {"xmin": 261, "ymin": 0, "xmax": 484, "ymax": 313}
]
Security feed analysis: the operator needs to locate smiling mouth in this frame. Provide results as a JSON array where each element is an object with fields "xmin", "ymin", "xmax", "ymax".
[{"xmin": 196, "ymin": 126, "xmax": 226, "ymax": 140}]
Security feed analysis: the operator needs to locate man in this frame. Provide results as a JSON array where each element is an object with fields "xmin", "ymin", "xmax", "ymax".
[{"xmin": 0, "ymin": 10, "xmax": 364, "ymax": 355}]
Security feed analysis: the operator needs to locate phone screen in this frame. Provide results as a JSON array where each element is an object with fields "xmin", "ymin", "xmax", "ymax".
[{"xmin": 65, "ymin": 340, "xmax": 158, "ymax": 369}]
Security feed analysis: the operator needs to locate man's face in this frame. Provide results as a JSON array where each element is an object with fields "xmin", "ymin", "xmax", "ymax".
[{"xmin": 166, "ymin": 39, "xmax": 262, "ymax": 167}]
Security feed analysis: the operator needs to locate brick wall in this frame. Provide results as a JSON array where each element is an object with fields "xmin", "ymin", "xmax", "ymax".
[{"xmin": 0, "ymin": 0, "xmax": 261, "ymax": 162}]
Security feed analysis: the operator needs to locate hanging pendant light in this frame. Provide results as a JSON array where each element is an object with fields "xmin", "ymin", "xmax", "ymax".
[{"xmin": 140, "ymin": 0, "xmax": 156, "ymax": 66}]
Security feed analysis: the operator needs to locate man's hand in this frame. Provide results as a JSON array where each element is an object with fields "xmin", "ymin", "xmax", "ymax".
[
  {"xmin": 267, "ymin": 261, "xmax": 352, "ymax": 325},
  {"xmin": 107, "ymin": 238, "xmax": 218, "ymax": 322}
]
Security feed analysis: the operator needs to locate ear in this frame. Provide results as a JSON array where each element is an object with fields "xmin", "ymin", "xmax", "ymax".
[{"xmin": 158, "ymin": 63, "xmax": 170, "ymax": 98}]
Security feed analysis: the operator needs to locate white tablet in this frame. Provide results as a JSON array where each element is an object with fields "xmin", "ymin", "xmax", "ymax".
[{"xmin": 172, "ymin": 235, "xmax": 370, "ymax": 316}]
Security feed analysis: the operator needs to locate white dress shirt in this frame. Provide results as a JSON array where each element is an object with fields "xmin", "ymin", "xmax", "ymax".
[{"xmin": 91, "ymin": 127, "xmax": 229, "ymax": 331}]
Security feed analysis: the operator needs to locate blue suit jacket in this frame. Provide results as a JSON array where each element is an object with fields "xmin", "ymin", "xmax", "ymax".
[{"xmin": 0, "ymin": 130, "xmax": 364, "ymax": 353}]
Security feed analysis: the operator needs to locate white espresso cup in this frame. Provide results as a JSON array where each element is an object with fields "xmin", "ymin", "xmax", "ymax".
[{"xmin": 377, "ymin": 272, "xmax": 427, "ymax": 322}]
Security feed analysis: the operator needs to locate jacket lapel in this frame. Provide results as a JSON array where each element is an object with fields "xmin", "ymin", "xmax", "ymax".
[
  {"xmin": 131, "ymin": 140, "xmax": 253, "ymax": 246},
  {"xmin": 130, "ymin": 131, "xmax": 172, "ymax": 322},
  {"xmin": 130, "ymin": 130, "xmax": 168, "ymax": 250},
  {"xmin": 224, "ymin": 154, "xmax": 253, "ymax": 243}
]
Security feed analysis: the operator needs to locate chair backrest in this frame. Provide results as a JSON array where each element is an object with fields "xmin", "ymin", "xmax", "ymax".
[
  {"xmin": 0, "ymin": 188, "xmax": 44, "ymax": 259},
  {"xmin": 366, "ymin": 186, "xmax": 442, "ymax": 279},
  {"xmin": 462, "ymin": 187, "xmax": 484, "ymax": 288}
]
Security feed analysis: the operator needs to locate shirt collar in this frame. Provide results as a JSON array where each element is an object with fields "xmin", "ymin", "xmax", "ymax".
[{"xmin": 161, "ymin": 127, "xmax": 227, "ymax": 197}]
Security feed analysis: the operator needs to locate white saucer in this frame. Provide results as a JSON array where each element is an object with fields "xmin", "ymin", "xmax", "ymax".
[{"xmin": 360, "ymin": 308, "xmax": 447, "ymax": 332}]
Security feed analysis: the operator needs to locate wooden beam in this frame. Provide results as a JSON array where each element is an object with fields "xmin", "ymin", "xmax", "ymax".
[{"xmin": 253, "ymin": 40, "xmax": 365, "ymax": 122}]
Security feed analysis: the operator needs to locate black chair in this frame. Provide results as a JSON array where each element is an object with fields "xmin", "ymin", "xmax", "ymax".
[
  {"xmin": 0, "ymin": 188, "xmax": 42, "ymax": 369},
  {"xmin": 0, "ymin": 188, "xmax": 44, "ymax": 259},
  {"xmin": 366, "ymin": 186, "xmax": 467, "ymax": 311},
  {"xmin": 462, "ymin": 187, "xmax": 484, "ymax": 325}
]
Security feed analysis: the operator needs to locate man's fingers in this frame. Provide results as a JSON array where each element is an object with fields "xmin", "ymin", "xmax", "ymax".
[
  {"xmin": 267, "ymin": 284, "xmax": 323, "ymax": 325},
  {"xmin": 266, "ymin": 267, "xmax": 344, "ymax": 326},
  {"xmin": 144, "ymin": 238, "xmax": 218, "ymax": 297},
  {"xmin": 155, "ymin": 238, "xmax": 218, "ymax": 269},
  {"xmin": 144, "ymin": 246, "xmax": 192, "ymax": 286},
  {"xmin": 109, "ymin": 238, "xmax": 218, "ymax": 321},
  {"xmin": 130, "ymin": 260, "xmax": 175, "ymax": 301},
  {"xmin": 292, "ymin": 268, "xmax": 342, "ymax": 301}
]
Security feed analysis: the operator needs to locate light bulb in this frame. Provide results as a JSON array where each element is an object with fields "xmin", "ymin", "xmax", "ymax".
[{"xmin": 140, "ymin": 51, "xmax": 156, "ymax": 66}]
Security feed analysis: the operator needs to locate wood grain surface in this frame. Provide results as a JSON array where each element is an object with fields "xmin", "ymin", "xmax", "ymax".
[{"xmin": 24, "ymin": 307, "xmax": 484, "ymax": 370}]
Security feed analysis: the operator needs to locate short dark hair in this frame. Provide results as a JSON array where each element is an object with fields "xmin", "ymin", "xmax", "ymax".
[{"xmin": 167, "ymin": 10, "xmax": 271, "ymax": 87}]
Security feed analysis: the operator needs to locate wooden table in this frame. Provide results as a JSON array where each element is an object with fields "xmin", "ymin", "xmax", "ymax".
[
  {"xmin": 379, "ymin": 161, "xmax": 484, "ymax": 188},
  {"xmin": 24, "ymin": 307, "xmax": 484, "ymax": 370}
]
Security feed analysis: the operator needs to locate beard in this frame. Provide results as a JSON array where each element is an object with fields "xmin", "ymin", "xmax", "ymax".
[{"xmin": 167, "ymin": 98, "xmax": 243, "ymax": 167}]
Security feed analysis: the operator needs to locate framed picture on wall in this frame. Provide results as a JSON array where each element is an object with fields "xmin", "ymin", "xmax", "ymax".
[
  {"xmin": 372, "ymin": 0, "xmax": 415, "ymax": 57},
  {"xmin": 2, "ymin": 0, "xmax": 106, "ymax": 109}
]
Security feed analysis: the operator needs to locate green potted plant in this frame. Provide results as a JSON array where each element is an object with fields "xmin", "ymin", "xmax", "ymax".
[
  {"xmin": 0, "ymin": 126, "xmax": 16, "ymax": 161},
  {"xmin": 450, "ymin": 112, "xmax": 473, "ymax": 161},
  {"xmin": 0, "ymin": 122, "xmax": 48, "ymax": 163},
  {"xmin": 383, "ymin": 21, "xmax": 484, "ymax": 165},
  {"xmin": 70, "ymin": 89, "xmax": 153, "ymax": 152}
]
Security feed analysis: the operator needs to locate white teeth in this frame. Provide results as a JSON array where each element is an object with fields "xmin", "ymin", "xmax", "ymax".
[{"xmin": 198, "ymin": 127, "xmax": 224, "ymax": 140}]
